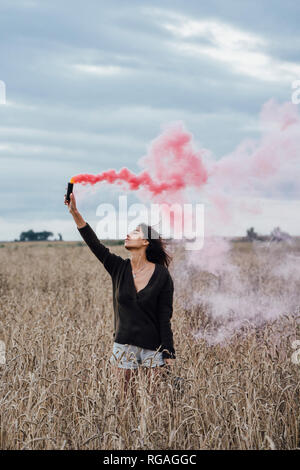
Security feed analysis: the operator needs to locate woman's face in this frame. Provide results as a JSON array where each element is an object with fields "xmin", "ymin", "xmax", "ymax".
[{"xmin": 124, "ymin": 225, "xmax": 148, "ymax": 250}]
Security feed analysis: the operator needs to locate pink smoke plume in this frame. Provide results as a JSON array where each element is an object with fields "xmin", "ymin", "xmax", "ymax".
[
  {"xmin": 71, "ymin": 99, "xmax": 300, "ymax": 233},
  {"xmin": 181, "ymin": 100, "xmax": 300, "ymax": 344},
  {"xmin": 207, "ymin": 99, "xmax": 300, "ymax": 194},
  {"xmin": 71, "ymin": 122, "xmax": 208, "ymax": 198}
]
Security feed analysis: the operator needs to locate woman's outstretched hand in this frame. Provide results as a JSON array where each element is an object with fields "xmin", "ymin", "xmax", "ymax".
[
  {"xmin": 64, "ymin": 192, "xmax": 77, "ymax": 214},
  {"xmin": 164, "ymin": 358, "xmax": 175, "ymax": 366},
  {"xmin": 64, "ymin": 192, "xmax": 87, "ymax": 229}
]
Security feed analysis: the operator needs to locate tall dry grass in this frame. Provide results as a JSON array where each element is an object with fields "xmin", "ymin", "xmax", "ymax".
[{"xmin": 0, "ymin": 240, "xmax": 299, "ymax": 449}]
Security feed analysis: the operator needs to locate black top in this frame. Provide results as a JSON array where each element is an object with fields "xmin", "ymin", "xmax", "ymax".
[{"xmin": 77, "ymin": 222, "xmax": 176, "ymax": 360}]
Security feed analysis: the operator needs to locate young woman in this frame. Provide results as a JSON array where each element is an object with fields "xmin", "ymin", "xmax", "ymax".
[{"xmin": 64, "ymin": 192, "xmax": 176, "ymax": 398}]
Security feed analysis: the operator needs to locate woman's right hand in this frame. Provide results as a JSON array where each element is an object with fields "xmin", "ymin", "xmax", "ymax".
[{"xmin": 64, "ymin": 192, "xmax": 77, "ymax": 214}]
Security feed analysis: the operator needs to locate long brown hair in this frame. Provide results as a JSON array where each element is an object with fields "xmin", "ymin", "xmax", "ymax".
[{"xmin": 139, "ymin": 223, "xmax": 172, "ymax": 268}]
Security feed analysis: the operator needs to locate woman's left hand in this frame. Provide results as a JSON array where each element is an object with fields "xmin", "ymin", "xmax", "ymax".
[{"xmin": 164, "ymin": 358, "xmax": 175, "ymax": 366}]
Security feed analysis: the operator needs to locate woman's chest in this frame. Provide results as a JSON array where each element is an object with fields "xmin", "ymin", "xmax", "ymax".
[
  {"xmin": 132, "ymin": 268, "xmax": 155, "ymax": 293},
  {"xmin": 115, "ymin": 263, "xmax": 161, "ymax": 305}
]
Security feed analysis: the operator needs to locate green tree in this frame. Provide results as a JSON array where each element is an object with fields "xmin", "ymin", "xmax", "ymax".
[{"xmin": 19, "ymin": 230, "xmax": 53, "ymax": 241}]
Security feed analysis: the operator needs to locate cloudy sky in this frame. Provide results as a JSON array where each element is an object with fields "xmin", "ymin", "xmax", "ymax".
[{"xmin": 0, "ymin": 0, "xmax": 299, "ymax": 240}]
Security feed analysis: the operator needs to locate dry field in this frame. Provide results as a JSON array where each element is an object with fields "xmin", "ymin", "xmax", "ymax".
[{"xmin": 0, "ymin": 239, "xmax": 299, "ymax": 450}]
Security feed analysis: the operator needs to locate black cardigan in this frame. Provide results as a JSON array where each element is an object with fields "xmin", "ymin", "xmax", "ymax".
[{"xmin": 77, "ymin": 222, "xmax": 176, "ymax": 360}]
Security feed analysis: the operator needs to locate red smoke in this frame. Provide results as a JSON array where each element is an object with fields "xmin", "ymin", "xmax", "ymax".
[
  {"xmin": 70, "ymin": 100, "xmax": 300, "ymax": 234},
  {"xmin": 71, "ymin": 123, "xmax": 209, "ymax": 198}
]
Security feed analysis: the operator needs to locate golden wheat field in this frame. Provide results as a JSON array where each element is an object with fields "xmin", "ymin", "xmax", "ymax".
[{"xmin": 0, "ymin": 239, "xmax": 299, "ymax": 450}]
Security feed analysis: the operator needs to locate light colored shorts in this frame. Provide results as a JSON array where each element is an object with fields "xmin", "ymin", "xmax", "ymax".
[{"xmin": 109, "ymin": 342, "xmax": 165, "ymax": 369}]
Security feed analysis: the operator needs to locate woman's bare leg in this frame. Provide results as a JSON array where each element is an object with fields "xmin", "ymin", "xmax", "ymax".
[
  {"xmin": 113, "ymin": 366, "xmax": 139, "ymax": 404},
  {"xmin": 142, "ymin": 365, "xmax": 167, "ymax": 402}
]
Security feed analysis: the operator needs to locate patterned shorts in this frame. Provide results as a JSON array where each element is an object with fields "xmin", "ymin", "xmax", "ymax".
[{"xmin": 109, "ymin": 342, "xmax": 165, "ymax": 369}]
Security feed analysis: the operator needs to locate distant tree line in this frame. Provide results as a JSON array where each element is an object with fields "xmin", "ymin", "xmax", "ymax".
[
  {"xmin": 18, "ymin": 230, "xmax": 63, "ymax": 242},
  {"xmin": 15, "ymin": 227, "xmax": 293, "ymax": 243},
  {"xmin": 245, "ymin": 226, "xmax": 292, "ymax": 242}
]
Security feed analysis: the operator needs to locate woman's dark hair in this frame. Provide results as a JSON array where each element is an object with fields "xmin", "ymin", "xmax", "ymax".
[{"xmin": 139, "ymin": 223, "xmax": 172, "ymax": 268}]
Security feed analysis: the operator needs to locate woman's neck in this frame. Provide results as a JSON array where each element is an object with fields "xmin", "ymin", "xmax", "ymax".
[{"xmin": 130, "ymin": 250, "xmax": 148, "ymax": 269}]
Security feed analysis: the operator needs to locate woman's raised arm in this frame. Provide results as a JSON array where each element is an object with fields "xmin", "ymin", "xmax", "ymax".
[{"xmin": 64, "ymin": 192, "xmax": 125, "ymax": 277}]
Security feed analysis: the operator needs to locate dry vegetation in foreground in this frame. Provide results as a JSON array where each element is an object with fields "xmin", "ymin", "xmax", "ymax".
[{"xmin": 0, "ymin": 240, "xmax": 299, "ymax": 450}]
